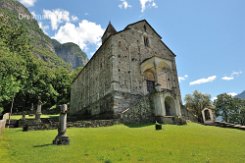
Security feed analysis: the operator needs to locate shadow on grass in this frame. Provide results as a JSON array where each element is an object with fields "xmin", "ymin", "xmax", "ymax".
[
  {"xmin": 33, "ymin": 144, "xmax": 53, "ymax": 148},
  {"xmin": 123, "ymin": 123, "xmax": 153, "ymax": 128}
]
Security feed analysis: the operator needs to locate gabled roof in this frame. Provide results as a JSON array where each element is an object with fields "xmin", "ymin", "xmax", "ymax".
[
  {"xmin": 125, "ymin": 19, "xmax": 162, "ymax": 39},
  {"xmin": 124, "ymin": 19, "xmax": 176, "ymax": 56}
]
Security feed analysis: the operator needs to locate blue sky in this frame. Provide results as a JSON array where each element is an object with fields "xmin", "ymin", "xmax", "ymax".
[{"xmin": 19, "ymin": 0, "xmax": 245, "ymax": 101}]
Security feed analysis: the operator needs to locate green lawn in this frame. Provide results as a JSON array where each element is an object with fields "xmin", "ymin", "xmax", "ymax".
[
  {"xmin": 9, "ymin": 114, "xmax": 59, "ymax": 120},
  {"xmin": 0, "ymin": 123, "xmax": 245, "ymax": 163}
]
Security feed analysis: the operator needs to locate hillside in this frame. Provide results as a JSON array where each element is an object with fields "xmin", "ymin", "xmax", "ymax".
[
  {"xmin": 0, "ymin": 0, "xmax": 73, "ymax": 112},
  {"xmin": 52, "ymin": 39, "xmax": 88, "ymax": 69},
  {"xmin": 236, "ymin": 90, "xmax": 245, "ymax": 99},
  {"xmin": 0, "ymin": 0, "xmax": 68, "ymax": 68}
]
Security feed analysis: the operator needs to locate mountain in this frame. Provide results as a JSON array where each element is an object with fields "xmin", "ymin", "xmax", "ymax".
[
  {"xmin": 0, "ymin": 0, "xmax": 69, "ymax": 68},
  {"xmin": 0, "ymin": 0, "xmax": 76, "ymax": 111},
  {"xmin": 236, "ymin": 91, "xmax": 245, "ymax": 99},
  {"xmin": 52, "ymin": 39, "xmax": 88, "ymax": 69}
]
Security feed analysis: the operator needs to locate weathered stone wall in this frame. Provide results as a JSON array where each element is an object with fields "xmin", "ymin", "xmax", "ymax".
[
  {"xmin": 70, "ymin": 39, "xmax": 114, "ymax": 114},
  {"xmin": 110, "ymin": 21, "xmax": 182, "ymax": 108},
  {"xmin": 71, "ymin": 20, "xmax": 182, "ymax": 119},
  {"xmin": 113, "ymin": 91, "xmax": 143, "ymax": 114},
  {"xmin": 81, "ymin": 92, "xmax": 114, "ymax": 116},
  {"xmin": 18, "ymin": 119, "xmax": 119, "ymax": 130},
  {"xmin": 120, "ymin": 96, "xmax": 154, "ymax": 123}
]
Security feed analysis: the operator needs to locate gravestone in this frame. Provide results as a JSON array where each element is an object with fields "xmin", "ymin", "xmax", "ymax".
[
  {"xmin": 35, "ymin": 99, "xmax": 42, "ymax": 122},
  {"xmin": 3, "ymin": 113, "xmax": 10, "ymax": 120},
  {"xmin": 53, "ymin": 104, "xmax": 70, "ymax": 145},
  {"xmin": 22, "ymin": 113, "xmax": 28, "ymax": 131},
  {"xmin": 29, "ymin": 103, "xmax": 35, "ymax": 116}
]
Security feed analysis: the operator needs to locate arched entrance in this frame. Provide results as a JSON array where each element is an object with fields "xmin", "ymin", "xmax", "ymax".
[
  {"xmin": 201, "ymin": 108, "xmax": 215, "ymax": 124},
  {"xmin": 143, "ymin": 70, "xmax": 155, "ymax": 93},
  {"xmin": 164, "ymin": 96, "xmax": 176, "ymax": 116},
  {"xmin": 204, "ymin": 109, "xmax": 211, "ymax": 120}
]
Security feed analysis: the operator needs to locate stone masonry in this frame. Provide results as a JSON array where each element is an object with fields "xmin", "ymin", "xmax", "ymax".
[{"xmin": 70, "ymin": 20, "xmax": 183, "ymax": 123}]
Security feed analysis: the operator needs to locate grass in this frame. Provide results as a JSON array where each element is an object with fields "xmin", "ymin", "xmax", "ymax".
[
  {"xmin": 0, "ymin": 123, "xmax": 245, "ymax": 163},
  {"xmin": 9, "ymin": 114, "xmax": 59, "ymax": 120}
]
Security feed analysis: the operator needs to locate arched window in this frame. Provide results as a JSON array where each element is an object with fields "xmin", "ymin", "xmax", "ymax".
[
  {"xmin": 144, "ymin": 25, "xmax": 147, "ymax": 32},
  {"xmin": 144, "ymin": 36, "xmax": 149, "ymax": 47}
]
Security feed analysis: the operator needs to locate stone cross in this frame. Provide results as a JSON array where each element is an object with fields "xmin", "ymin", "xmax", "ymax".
[{"xmin": 53, "ymin": 104, "xmax": 70, "ymax": 145}]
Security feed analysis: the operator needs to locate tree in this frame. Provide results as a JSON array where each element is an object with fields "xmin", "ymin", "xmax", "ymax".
[
  {"xmin": 240, "ymin": 102, "xmax": 245, "ymax": 125},
  {"xmin": 0, "ymin": 14, "xmax": 72, "ymax": 114},
  {"xmin": 214, "ymin": 93, "xmax": 233, "ymax": 122},
  {"xmin": 0, "ymin": 107, "xmax": 3, "ymax": 117},
  {"xmin": 184, "ymin": 90, "xmax": 212, "ymax": 123},
  {"xmin": 214, "ymin": 94, "xmax": 245, "ymax": 125}
]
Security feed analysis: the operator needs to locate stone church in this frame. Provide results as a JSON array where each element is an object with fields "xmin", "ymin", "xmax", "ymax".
[{"xmin": 70, "ymin": 20, "xmax": 183, "ymax": 123}]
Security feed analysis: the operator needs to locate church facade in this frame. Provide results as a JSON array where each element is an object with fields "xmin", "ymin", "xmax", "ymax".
[{"xmin": 70, "ymin": 20, "xmax": 183, "ymax": 122}]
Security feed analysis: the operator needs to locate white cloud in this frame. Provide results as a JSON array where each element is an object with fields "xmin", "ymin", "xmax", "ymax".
[
  {"xmin": 52, "ymin": 19, "xmax": 104, "ymax": 52},
  {"xmin": 31, "ymin": 11, "xmax": 36, "ymax": 17},
  {"xmin": 178, "ymin": 74, "xmax": 188, "ymax": 82},
  {"xmin": 222, "ymin": 71, "xmax": 242, "ymax": 81},
  {"xmin": 222, "ymin": 76, "xmax": 234, "ymax": 81},
  {"xmin": 118, "ymin": 0, "xmax": 132, "ymax": 9},
  {"xmin": 189, "ymin": 75, "xmax": 217, "ymax": 86},
  {"xmin": 139, "ymin": 0, "xmax": 158, "ymax": 13},
  {"xmin": 211, "ymin": 96, "xmax": 217, "ymax": 101},
  {"xmin": 71, "ymin": 16, "xmax": 78, "ymax": 22},
  {"xmin": 30, "ymin": 11, "xmax": 49, "ymax": 34},
  {"xmin": 227, "ymin": 92, "xmax": 237, "ymax": 97},
  {"xmin": 38, "ymin": 22, "xmax": 49, "ymax": 34},
  {"xmin": 43, "ymin": 9, "xmax": 70, "ymax": 30},
  {"xmin": 18, "ymin": 0, "xmax": 36, "ymax": 7}
]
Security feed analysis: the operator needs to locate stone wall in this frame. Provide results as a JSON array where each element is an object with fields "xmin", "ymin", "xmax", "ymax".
[
  {"xmin": 215, "ymin": 122, "xmax": 245, "ymax": 130},
  {"xmin": 71, "ymin": 20, "xmax": 182, "ymax": 119},
  {"xmin": 17, "ymin": 119, "xmax": 118, "ymax": 130},
  {"xmin": 70, "ymin": 38, "xmax": 114, "ymax": 114},
  {"xmin": 75, "ymin": 92, "xmax": 114, "ymax": 117},
  {"xmin": 67, "ymin": 120, "xmax": 119, "ymax": 128},
  {"xmin": 111, "ymin": 21, "xmax": 181, "ymax": 98},
  {"xmin": 113, "ymin": 91, "xmax": 143, "ymax": 114},
  {"xmin": 120, "ymin": 96, "xmax": 154, "ymax": 123}
]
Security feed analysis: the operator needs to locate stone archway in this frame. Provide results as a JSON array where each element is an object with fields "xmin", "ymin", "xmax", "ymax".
[
  {"xmin": 164, "ymin": 96, "xmax": 176, "ymax": 116},
  {"xmin": 201, "ymin": 108, "xmax": 215, "ymax": 124},
  {"xmin": 143, "ymin": 69, "xmax": 155, "ymax": 93},
  {"xmin": 204, "ymin": 109, "xmax": 211, "ymax": 120}
]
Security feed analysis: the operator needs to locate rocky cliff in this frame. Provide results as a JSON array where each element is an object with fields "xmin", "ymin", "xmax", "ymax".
[
  {"xmin": 0, "ymin": 0, "xmax": 69, "ymax": 68},
  {"xmin": 52, "ymin": 39, "xmax": 88, "ymax": 69},
  {"xmin": 0, "ymin": 0, "xmax": 88, "ymax": 69}
]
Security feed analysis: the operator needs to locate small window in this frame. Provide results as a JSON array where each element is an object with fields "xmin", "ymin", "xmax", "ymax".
[
  {"xmin": 144, "ymin": 25, "xmax": 147, "ymax": 32},
  {"xmin": 144, "ymin": 36, "xmax": 149, "ymax": 47}
]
